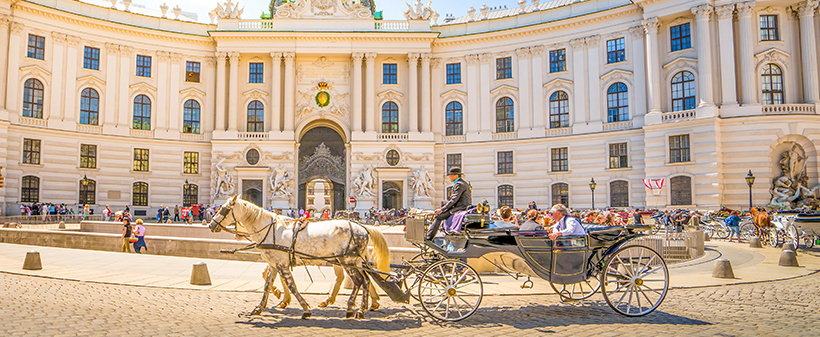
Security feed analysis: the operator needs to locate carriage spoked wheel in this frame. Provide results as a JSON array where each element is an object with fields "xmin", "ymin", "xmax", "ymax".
[
  {"xmin": 549, "ymin": 275, "xmax": 601, "ymax": 302},
  {"xmin": 418, "ymin": 259, "xmax": 483, "ymax": 322},
  {"xmin": 739, "ymin": 223, "xmax": 756, "ymax": 242},
  {"xmin": 786, "ymin": 224, "xmax": 800, "ymax": 249},
  {"xmin": 801, "ymin": 236, "xmax": 816, "ymax": 249},
  {"xmin": 601, "ymin": 245, "xmax": 669, "ymax": 317},
  {"xmin": 713, "ymin": 224, "xmax": 731, "ymax": 240},
  {"xmin": 768, "ymin": 228, "xmax": 781, "ymax": 248},
  {"xmin": 401, "ymin": 251, "xmax": 437, "ymax": 302}
]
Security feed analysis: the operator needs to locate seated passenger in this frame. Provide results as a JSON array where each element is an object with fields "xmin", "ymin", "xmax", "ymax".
[
  {"xmin": 489, "ymin": 206, "xmax": 517, "ymax": 229},
  {"xmin": 519, "ymin": 209, "xmax": 544, "ymax": 231},
  {"xmin": 548, "ymin": 204, "xmax": 586, "ymax": 240}
]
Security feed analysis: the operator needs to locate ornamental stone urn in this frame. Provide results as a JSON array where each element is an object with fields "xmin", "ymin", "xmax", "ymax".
[
  {"xmin": 160, "ymin": 3, "xmax": 169, "ymax": 18},
  {"xmin": 173, "ymin": 5, "xmax": 182, "ymax": 20},
  {"xmin": 123, "ymin": 0, "xmax": 132, "ymax": 12}
]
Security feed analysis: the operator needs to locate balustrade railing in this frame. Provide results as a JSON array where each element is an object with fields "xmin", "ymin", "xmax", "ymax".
[
  {"xmin": 236, "ymin": 20, "xmax": 275, "ymax": 30},
  {"xmin": 545, "ymin": 127, "xmax": 571, "ymax": 137},
  {"xmin": 238, "ymin": 132, "xmax": 270, "ymax": 140},
  {"xmin": 129, "ymin": 129, "xmax": 154, "ymax": 138},
  {"xmin": 603, "ymin": 120, "xmax": 633, "ymax": 131},
  {"xmin": 180, "ymin": 133, "xmax": 205, "ymax": 141},
  {"xmin": 378, "ymin": 133, "xmax": 408, "ymax": 140},
  {"xmin": 443, "ymin": 135, "xmax": 466, "ymax": 143},
  {"xmin": 492, "ymin": 132, "xmax": 517, "ymax": 140},
  {"xmin": 762, "ymin": 103, "xmax": 816, "ymax": 114},
  {"xmin": 19, "ymin": 116, "xmax": 47, "ymax": 127},
  {"xmin": 375, "ymin": 21, "xmax": 409, "ymax": 31},
  {"xmin": 661, "ymin": 109, "xmax": 696, "ymax": 123},
  {"xmin": 76, "ymin": 124, "xmax": 103, "ymax": 134}
]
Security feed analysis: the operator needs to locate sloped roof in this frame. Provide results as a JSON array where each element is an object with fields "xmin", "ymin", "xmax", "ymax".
[{"xmin": 441, "ymin": 0, "xmax": 589, "ymax": 25}]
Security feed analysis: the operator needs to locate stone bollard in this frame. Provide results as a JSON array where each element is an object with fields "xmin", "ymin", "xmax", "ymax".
[
  {"xmin": 201, "ymin": 219, "xmax": 207, "ymax": 226},
  {"xmin": 782, "ymin": 243, "xmax": 797, "ymax": 256},
  {"xmin": 190, "ymin": 262, "xmax": 212, "ymax": 285},
  {"xmin": 23, "ymin": 251, "xmax": 43, "ymax": 270},
  {"xmin": 704, "ymin": 231, "xmax": 710, "ymax": 242},
  {"xmin": 778, "ymin": 250, "xmax": 799, "ymax": 267},
  {"xmin": 58, "ymin": 221, "xmax": 66, "ymax": 229},
  {"xmin": 712, "ymin": 259, "xmax": 735, "ymax": 279},
  {"xmin": 749, "ymin": 237, "xmax": 763, "ymax": 248}
]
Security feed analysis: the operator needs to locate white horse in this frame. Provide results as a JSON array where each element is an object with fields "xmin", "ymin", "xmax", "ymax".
[{"xmin": 208, "ymin": 196, "xmax": 390, "ymax": 319}]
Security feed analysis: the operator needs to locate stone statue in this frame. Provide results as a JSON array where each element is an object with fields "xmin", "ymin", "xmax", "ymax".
[
  {"xmin": 770, "ymin": 143, "xmax": 820, "ymax": 209},
  {"xmin": 403, "ymin": 0, "xmax": 436, "ymax": 21},
  {"xmin": 352, "ymin": 164, "xmax": 376, "ymax": 198},
  {"xmin": 213, "ymin": 0, "xmax": 244, "ymax": 19},
  {"xmin": 411, "ymin": 165, "xmax": 435, "ymax": 198},
  {"xmin": 270, "ymin": 164, "xmax": 293, "ymax": 198},
  {"xmin": 211, "ymin": 157, "xmax": 236, "ymax": 200}
]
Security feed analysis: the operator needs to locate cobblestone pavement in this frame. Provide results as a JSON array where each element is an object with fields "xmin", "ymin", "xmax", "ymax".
[{"xmin": 1, "ymin": 271, "xmax": 817, "ymax": 337}]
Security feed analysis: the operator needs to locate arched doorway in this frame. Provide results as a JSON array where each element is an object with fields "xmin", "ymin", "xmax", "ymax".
[
  {"xmin": 382, "ymin": 181, "xmax": 403, "ymax": 210},
  {"xmin": 242, "ymin": 180, "xmax": 264, "ymax": 207},
  {"xmin": 298, "ymin": 126, "xmax": 345, "ymax": 212}
]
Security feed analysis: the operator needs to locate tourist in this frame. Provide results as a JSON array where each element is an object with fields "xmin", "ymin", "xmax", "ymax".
[
  {"xmin": 675, "ymin": 210, "xmax": 690, "ymax": 233},
  {"xmin": 19, "ymin": 204, "xmax": 26, "ymax": 216},
  {"xmin": 82, "ymin": 204, "xmax": 90, "ymax": 220},
  {"xmin": 156, "ymin": 206, "xmax": 163, "ymax": 223},
  {"xmin": 103, "ymin": 205, "xmax": 112, "ymax": 221},
  {"xmin": 322, "ymin": 209, "xmax": 330, "ymax": 220},
  {"xmin": 548, "ymin": 204, "xmax": 586, "ymax": 240},
  {"xmin": 174, "ymin": 205, "xmax": 180, "ymax": 222},
  {"xmin": 133, "ymin": 219, "xmax": 147, "ymax": 254},
  {"xmin": 163, "ymin": 207, "xmax": 171, "ymax": 223},
  {"xmin": 632, "ymin": 209, "xmax": 644, "ymax": 225},
  {"xmin": 121, "ymin": 218, "xmax": 133, "ymax": 253},
  {"xmin": 527, "ymin": 201, "xmax": 538, "ymax": 211},
  {"xmin": 602, "ymin": 212, "xmax": 618, "ymax": 226},
  {"xmin": 490, "ymin": 207, "xmax": 517, "ymax": 228},
  {"xmin": 726, "ymin": 210, "xmax": 741, "ymax": 242},
  {"xmin": 519, "ymin": 209, "xmax": 543, "ymax": 231},
  {"xmin": 187, "ymin": 208, "xmax": 195, "ymax": 224}
]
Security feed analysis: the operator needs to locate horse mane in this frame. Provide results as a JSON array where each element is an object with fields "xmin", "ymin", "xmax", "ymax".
[{"xmin": 234, "ymin": 199, "xmax": 293, "ymax": 230}]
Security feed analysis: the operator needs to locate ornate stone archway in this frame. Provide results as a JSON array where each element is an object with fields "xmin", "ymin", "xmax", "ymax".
[{"xmin": 297, "ymin": 126, "xmax": 346, "ymax": 212}]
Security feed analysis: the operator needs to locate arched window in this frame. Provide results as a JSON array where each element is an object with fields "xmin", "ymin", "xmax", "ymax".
[
  {"xmin": 552, "ymin": 183, "xmax": 569, "ymax": 207},
  {"xmin": 21, "ymin": 176, "xmax": 40, "ymax": 203},
  {"xmin": 610, "ymin": 180, "xmax": 629, "ymax": 208},
  {"xmin": 79, "ymin": 178, "xmax": 96, "ymax": 205},
  {"xmin": 762, "ymin": 64, "xmax": 784, "ymax": 105},
  {"xmin": 183, "ymin": 100, "xmax": 201, "ymax": 134},
  {"xmin": 381, "ymin": 102, "xmax": 399, "ymax": 133},
  {"xmin": 445, "ymin": 101, "xmax": 463, "ymax": 136},
  {"xmin": 671, "ymin": 71, "xmax": 696, "ymax": 111},
  {"xmin": 183, "ymin": 183, "xmax": 198, "ymax": 207},
  {"xmin": 498, "ymin": 185, "xmax": 514, "ymax": 208},
  {"xmin": 606, "ymin": 83, "xmax": 629, "ymax": 122},
  {"xmin": 670, "ymin": 176, "xmax": 692, "ymax": 206},
  {"xmin": 247, "ymin": 101, "xmax": 264, "ymax": 132},
  {"xmin": 549, "ymin": 91, "xmax": 569, "ymax": 128},
  {"xmin": 79, "ymin": 88, "xmax": 100, "ymax": 125},
  {"xmin": 495, "ymin": 97, "xmax": 514, "ymax": 133},
  {"xmin": 23, "ymin": 78, "xmax": 44, "ymax": 119},
  {"xmin": 132, "ymin": 95, "xmax": 152, "ymax": 130},
  {"xmin": 132, "ymin": 182, "xmax": 148, "ymax": 207}
]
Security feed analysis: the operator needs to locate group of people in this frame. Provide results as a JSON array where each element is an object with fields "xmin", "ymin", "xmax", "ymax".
[
  {"xmin": 654, "ymin": 209, "xmax": 703, "ymax": 233},
  {"xmin": 19, "ymin": 203, "xmax": 78, "ymax": 220},
  {"xmin": 120, "ymin": 218, "xmax": 147, "ymax": 254},
  {"xmin": 154, "ymin": 205, "xmax": 212, "ymax": 224}
]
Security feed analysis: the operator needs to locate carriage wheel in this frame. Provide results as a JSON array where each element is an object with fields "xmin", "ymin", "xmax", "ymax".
[
  {"xmin": 714, "ymin": 224, "xmax": 731, "ymax": 240},
  {"xmin": 739, "ymin": 223, "xmax": 756, "ymax": 242},
  {"xmin": 786, "ymin": 224, "xmax": 800, "ymax": 248},
  {"xmin": 601, "ymin": 245, "xmax": 668, "ymax": 317},
  {"xmin": 768, "ymin": 228, "xmax": 781, "ymax": 248},
  {"xmin": 549, "ymin": 275, "xmax": 601, "ymax": 302},
  {"xmin": 418, "ymin": 259, "xmax": 483, "ymax": 322},
  {"xmin": 801, "ymin": 236, "xmax": 816, "ymax": 249},
  {"xmin": 402, "ymin": 252, "xmax": 436, "ymax": 302}
]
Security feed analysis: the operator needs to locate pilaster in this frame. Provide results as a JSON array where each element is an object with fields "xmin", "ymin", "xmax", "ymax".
[
  {"xmin": 466, "ymin": 54, "xmax": 479, "ymax": 137},
  {"xmin": 692, "ymin": 4, "xmax": 715, "ymax": 107},
  {"xmin": 737, "ymin": 2, "xmax": 757, "ymax": 105},
  {"xmin": 797, "ymin": 0, "xmax": 820, "ymax": 103},
  {"xmin": 351, "ymin": 52, "xmax": 364, "ymax": 133},
  {"xmin": 642, "ymin": 18, "xmax": 662, "ymax": 120},
  {"xmin": 479, "ymin": 52, "xmax": 492, "ymax": 135},
  {"xmin": 420, "ymin": 53, "xmax": 432, "ymax": 134},
  {"xmin": 365, "ymin": 52, "xmax": 377, "ymax": 133},
  {"xmin": 408, "ymin": 52, "xmax": 420, "ymax": 133},
  {"xmin": 215, "ymin": 52, "xmax": 227, "ymax": 132},
  {"xmin": 717, "ymin": 4, "xmax": 738, "ymax": 107},
  {"xmin": 569, "ymin": 38, "xmax": 587, "ymax": 128},
  {"xmin": 270, "ymin": 52, "xmax": 282, "ymax": 132},
  {"xmin": 283, "ymin": 52, "xmax": 295, "ymax": 133},
  {"xmin": 516, "ymin": 47, "xmax": 531, "ymax": 133},
  {"xmin": 629, "ymin": 27, "xmax": 647, "ymax": 125},
  {"xmin": 117, "ymin": 45, "xmax": 132, "ymax": 130},
  {"xmin": 530, "ymin": 45, "xmax": 545, "ymax": 131},
  {"xmin": 61, "ymin": 35, "xmax": 80, "ymax": 129},
  {"xmin": 227, "ymin": 52, "xmax": 240, "ymax": 132},
  {"xmin": 47, "ymin": 32, "xmax": 66, "ymax": 123},
  {"xmin": 5, "ymin": 22, "xmax": 23, "ymax": 117},
  {"xmin": 103, "ymin": 43, "xmax": 119, "ymax": 132}
]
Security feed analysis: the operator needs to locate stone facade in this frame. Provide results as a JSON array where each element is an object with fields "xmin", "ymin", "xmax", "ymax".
[{"xmin": 0, "ymin": 0, "xmax": 819, "ymax": 215}]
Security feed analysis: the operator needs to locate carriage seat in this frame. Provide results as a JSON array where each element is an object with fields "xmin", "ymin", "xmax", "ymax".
[{"xmin": 583, "ymin": 224, "xmax": 626, "ymax": 249}]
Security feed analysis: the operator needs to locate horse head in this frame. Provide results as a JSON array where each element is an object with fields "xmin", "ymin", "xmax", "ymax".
[{"xmin": 209, "ymin": 195, "xmax": 239, "ymax": 233}]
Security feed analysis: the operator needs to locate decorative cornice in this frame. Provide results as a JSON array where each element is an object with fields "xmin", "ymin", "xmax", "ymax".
[
  {"xmin": 377, "ymin": 89, "xmax": 404, "ymax": 100},
  {"xmin": 641, "ymin": 17, "xmax": 659, "ymax": 34},
  {"xmin": 716, "ymin": 4, "xmax": 735, "ymax": 20},
  {"xmin": 691, "ymin": 4, "xmax": 714, "ymax": 20},
  {"xmin": 490, "ymin": 84, "xmax": 518, "ymax": 95},
  {"xmin": 129, "ymin": 81, "xmax": 157, "ymax": 92},
  {"xmin": 440, "ymin": 89, "xmax": 468, "ymax": 99}
]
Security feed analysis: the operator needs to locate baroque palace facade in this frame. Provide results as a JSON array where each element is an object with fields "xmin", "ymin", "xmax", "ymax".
[{"xmin": 0, "ymin": 0, "xmax": 819, "ymax": 215}]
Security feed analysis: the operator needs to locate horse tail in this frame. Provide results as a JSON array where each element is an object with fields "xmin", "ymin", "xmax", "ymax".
[{"xmin": 363, "ymin": 225, "xmax": 390, "ymax": 274}]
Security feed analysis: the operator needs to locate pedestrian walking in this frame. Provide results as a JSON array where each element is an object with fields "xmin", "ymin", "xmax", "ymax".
[
  {"xmin": 133, "ymin": 219, "xmax": 147, "ymax": 254},
  {"xmin": 174, "ymin": 205, "xmax": 180, "ymax": 222},
  {"xmin": 103, "ymin": 205, "xmax": 112, "ymax": 222},
  {"xmin": 121, "ymin": 218, "xmax": 134, "ymax": 253},
  {"xmin": 82, "ymin": 205, "xmax": 90, "ymax": 220},
  {"xmin": 726, "ymin": 211, "xmax": 742, "ymax": 242},
  {"xmin": 156, "ymin": 206, "xmax": 163, "ymax": 223}
]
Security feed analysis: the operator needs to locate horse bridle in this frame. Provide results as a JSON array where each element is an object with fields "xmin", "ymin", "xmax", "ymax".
[{"xmin": 211, "ymin": 200, "xmax": 278, "ymax": 240}]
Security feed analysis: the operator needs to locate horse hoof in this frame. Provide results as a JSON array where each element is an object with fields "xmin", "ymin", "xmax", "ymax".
[
  {"xmin": 345, "ymin": 311, "xmax": 355, "ymax": 318},
  {"xmin": 249, "ymin": 308, "xmax": 263, "ymax": 316},
  {"xmin": 301, "ymin": 312, "xmax": 311, "ymax": 320},
  {"xmin": 369, "ymin": 303, "xmax": 379, "ymax": 311},
  {"xmin": 355, "ymin": 311, "xmax": 365, "ymax": 320},
  {"xmin": 318, "ymin": 301, "xmax": 329, "ymax": 308},
  {"xmin": 277, "ymin": 301, "xmax": 289, "ymax": 309}
]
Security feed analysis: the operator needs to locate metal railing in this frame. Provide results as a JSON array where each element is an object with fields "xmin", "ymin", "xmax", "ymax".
[
  {"xmin": 1, "ymin": 215, "xmax": 105, "ymax": 225},
  {"xmin": 627, "ymin": 229, "xmax": 705, "ymax": 263}
]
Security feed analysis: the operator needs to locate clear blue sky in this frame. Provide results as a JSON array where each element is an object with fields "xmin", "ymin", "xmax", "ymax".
[{"xmin": 132, "ymin": 0, "xmax": 512, "ymax": 22}]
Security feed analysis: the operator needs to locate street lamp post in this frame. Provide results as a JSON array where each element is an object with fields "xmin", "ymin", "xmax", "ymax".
[
  {"xmin": 745, "ymin": 170, "xmax": 755, "ymax": 211},
  {"xmin": 589, "ymin": 178, "xmax": 597, "ymax": 210}
]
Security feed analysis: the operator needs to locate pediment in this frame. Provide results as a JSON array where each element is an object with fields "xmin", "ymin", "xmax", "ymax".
[
  {"xmin": 377, "ymin": 89, "xmax": 403, "ymax": 100},
  {"xmin": 543, "ymin": 78, "xmax": 573, "ymax": 91},
  {"xmin": 242, "ymin": 88, "xmax": 269, "ymax": 100},
  {"xmin": 439, "ymin": 89, "xmax": 467, "ymax": 99},
  {"xmin": 19, "ymin": 64, "xmax": 51, "ymax": 78},
  {"xmin": 490, "ymin": 84, "xmax": 518, "ymax": 95},
  {"xmin": 180, "ymin": 87, "xmax": 206, "ymax": 98},
  {"xmin": 129, "ymin": 82, "xmax": 157, "ymax": 92},
  {"xmin": 76, "ymin": 75, "xmax": 105, "ymax": 87},
  {"xmin": 754, "ymin": 47, "xmax": 790, "ymax": 68},
  {"xmin": 599, "ymin": 69, "xmax": 633, "ymax": 81},
  {"xmin": 662, "ymin": 56, "xmax": 698, "ymax": 70}
]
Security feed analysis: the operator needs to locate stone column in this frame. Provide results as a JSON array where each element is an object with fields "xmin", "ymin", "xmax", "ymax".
[
  {"xmin": 569, "ymin": 38, "xmax": 586, "ymax": 126},
  {"xmin": 365, "ymin": 52, "xmax": 377, "ymax": 132},
  {"xmin": 466, "ymin": 54, "xmax": 479, "ymax": 133},
  {"xmin": 629, "ymin": 27, "xmax": 647, "ymax": 121},
  {"xmin": 430, "ymin": 57, "xmax": 443, "ymax": 135},
  {"xmin": 692, "ymin": 4, "xmax": 715, "ymax": 106},
  {"xmin": 63, "ymin": 36, "xmax": 80, "ymax": 124},
  {"xmin": 717, "ymin": 4, "xmax": 738, "ymax": 106},
  {"xmin": 479, "ymin": 53, "xmax": 492, "ymax": 133},
  {"xmin": 204, "ymin": 57, "xmax": 216, "ymax": 133},
  {"xmin": 215, "ymin": 52, "xmax": 227, "ymax": 131},
  {"xmin": 516, "ymin": 47, "xmax": 531, "ymax": 131},
  {"xmin": 797, "ymin": 0, "xmax": 820, "ymax": 103},
  {"xmin": 408, "ymin": 53, "xmax": 419, "ymax": 133},
  {"xmin": 283, "ymin": 52, "xmax": 295, "ymax": 132},
  {"xmin": 117, "ymin": 46, "xmax": 133, "ymax": 129},
  {"xmin": 103, "ymin": 43, "xmax": 119, "ymax": 127},
  {"xmin": 228, "ymin": 52, "xmax": 240, "ymax": 131},
  {"xmin": 642, "ymin": 18, "xmax": 662, "ymax": 114},
  {"xmin": 168, "ymin": 53, "xmax": 183, "ymax": 133},
  {"xmin": 0, "ymin": 16, "xmax": 9, "ymax": 110},
  {"xmin": 351, "ymin": 52, "xmax": 364, "ymax": 132},
  {"xmin": 5, "ymin": 22, "xmax": 23, "ymax": 114},
  {"xmin": 420, "ymin": 53, "xmax": 432, "ymax": 133},
  {"xmin": 737, "ymin": 2, "xmax": 756, "ymax": 105},
  {"xmin": 530, "ymin": 45, "xmax": 545, "ymax": 129},
  {"xmin": 585, "ymin": 35, "xmax": 601, "ymax": 123},
  {"xmin": 47, "ymin": 32, "xmax": 66, "ymax": 122},
  {"xmin": 156, "ymin": 52, "xmax": 169, "ymax": 131},
  {"xmin": 270, "ymin": 52, "xmax": 282, "ymax": 132}
]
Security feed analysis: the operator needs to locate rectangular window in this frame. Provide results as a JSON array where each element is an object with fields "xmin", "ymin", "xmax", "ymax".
[
  {"xmin": 669, "ymin": 135, "xmax": 691, "ymax": 163},
  {"xmin": 496, "ymin": 57, "xmax": 512, "ymax": 80},
  {"xmin": 670, "ymin": 23, "xmax": 692, "ymax": 52},
  {"xmin": 446, "ymin": 154, "xmax": 462, "ymax": 174},
  {"xmin": 183, "ymin": 152, "xmax": 199, "ymax": 174},
  {"xmin": 551, "ymin": 147, "xmax": 569, "ymax": 172},
  {"xmin": 606, "ymin": 38, "xmax": 626, "ymax": 64},
  {"xmin": 133, "ymin": 148, "xmax": 150, "ymax": 172},
  {"xmin": 23, "ymin": 139, "xmax": 41, "ymax": 165},
  {"xmin": 609, "ymin": 143, "xmax": 628, "ymax": 169},
  {"xmin": 249, "ymin": 62, "xmax": 264, "ymax": 84},
  {"xmin": 760, "ymin": 15, "xmax": 779, "ymax": 41},
  {"xmin": 549, "ymin": 49, "xmax": 566, "ymax": 73},
  {"xmin": 186, "ymin": 61, "xmax": 201, "ymax": 83},
  {"xmin": 136, "ymin": 55, "xmax": 152, "ymax": 77},
  {"xmin": 80, "ymin": 144, "xmax": 97, "ymax": 169},
  {"xmin": 497, "ymin": 151, "xmax": 514, "ymax": 175},
  {"xmin": 83, "ymin": 47, "xmax": 100, "ymax": 70},
  {"xmin": 27, "ymin": 34, "xmax": 45, "ymax": 60},
  {"xmin": 383, "ymin": 63, "xmax": 397, "ymax": 84},
  {"xmin": 446, "ymin": 63, "xmax": 461, "ymax": 84}
]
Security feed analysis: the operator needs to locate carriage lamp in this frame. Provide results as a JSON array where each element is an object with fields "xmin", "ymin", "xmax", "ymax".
[
  {"xmin": 589, "ymin": 178, "xmax": 597, "ymax": 210},
  {"xmin": 81, "ymin": 174, "xmax": 89, "ymax": 186},
  {"xmin": 746, "ymin": 170, "xmax": 755, "ymax": 210}
]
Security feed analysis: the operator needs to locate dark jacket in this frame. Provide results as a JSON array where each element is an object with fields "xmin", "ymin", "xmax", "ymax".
[
  {"xmin": 519, "ymin": 219, "xmax": 543, "ymax": 231},
  {"xmin": 441, "ymin": 178, "xmax": 471, "ymax": 213}
]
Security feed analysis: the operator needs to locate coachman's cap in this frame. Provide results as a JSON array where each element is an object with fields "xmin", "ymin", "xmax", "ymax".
[{"xmin": 448, "ymin": 167, "xmax": 463, "ymax": 176}]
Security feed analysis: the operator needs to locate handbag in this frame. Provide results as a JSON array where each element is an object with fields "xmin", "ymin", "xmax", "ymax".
[{"xmin": 129, "ymin": 234, "xmax": 138, "ymax": 243}]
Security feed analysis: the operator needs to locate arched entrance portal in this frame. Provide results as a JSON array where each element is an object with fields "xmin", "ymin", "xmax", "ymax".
[
  {"xmin": 382, "ymin": 181, "xmax": 403, "ymax": 210},
  {"xmin": 298, "ymin": 127, "xmax": 345, "ymax": 212}
]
